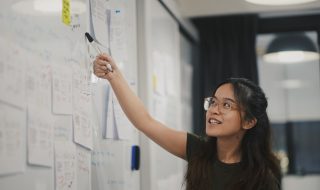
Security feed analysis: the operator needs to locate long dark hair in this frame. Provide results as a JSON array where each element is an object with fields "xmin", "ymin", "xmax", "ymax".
[{"xmin": 185, "ymin": 78, "xmax": 281, "ymax": 190}]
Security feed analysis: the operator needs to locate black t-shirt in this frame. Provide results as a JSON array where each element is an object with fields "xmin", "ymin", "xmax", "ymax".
[{"xmin": 186, "ymin": 133, "xmax": 280, "ymax": 190}]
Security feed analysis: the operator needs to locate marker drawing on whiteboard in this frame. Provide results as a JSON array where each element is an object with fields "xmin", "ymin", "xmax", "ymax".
[{"xmin": 85, "ymin": 32, "xmax": 113, "ymax": 72}]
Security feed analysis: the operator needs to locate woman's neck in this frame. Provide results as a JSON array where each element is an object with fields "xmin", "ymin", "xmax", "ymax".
[{"xmin": 216, "ymin": 135, "xmax": 243, "ymax": 164}]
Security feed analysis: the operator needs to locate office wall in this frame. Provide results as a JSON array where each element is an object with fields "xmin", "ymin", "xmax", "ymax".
[
  {"xmin": 283, "ymin": 175, "xmax": 320, "ymax": 190},
  {"xmin": 137, "ymin": 0, "xmax": 198, "ymax": 190},
  {"xmin": 139, "ymin": 0, "xmax": 185, "ymax": 188}
]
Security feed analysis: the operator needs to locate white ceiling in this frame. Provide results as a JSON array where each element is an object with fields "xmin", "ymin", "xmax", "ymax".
[{"xmin": 175, "ymin": 0, "xmax": 320, "ymax": 18}]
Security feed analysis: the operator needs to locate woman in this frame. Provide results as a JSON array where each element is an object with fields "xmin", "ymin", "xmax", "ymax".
[{"xmin": 93, "ymin": 53, "xmax": 281, "ymax": 190}]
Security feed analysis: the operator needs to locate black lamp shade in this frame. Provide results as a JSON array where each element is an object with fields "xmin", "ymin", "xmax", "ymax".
[
  {"xmin": 266, "ymin": 33, "xmax": 318, "ymax": 54},
  {"xmin": 264, "ymin": 32, "xmax": 319, "ymax": 64}
]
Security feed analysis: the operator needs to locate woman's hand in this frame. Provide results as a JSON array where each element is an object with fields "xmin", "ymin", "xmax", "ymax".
[{"xmin": 93, "ymin": 53, "xmax": 118, "ymax": 81}]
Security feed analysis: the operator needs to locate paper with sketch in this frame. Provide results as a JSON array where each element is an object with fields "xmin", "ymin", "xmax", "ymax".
[
  {"xmin": 0, "ymin": 37, "xmax": 26, "ymax": 108},
  {"xmin": 0, "ymin": 104, "xmax": 25, "ymax": 175},
  {"xmin": 90, "ymin": 0, "xmax": 111, "ymax": 48},
  {"xmin": 105, "ymin": 87, "xmax": 116, "ymax": 139},
  {"xmin": 76, "ymin": 146, "xmax": 91, "ymax": 190},
  {"xmin": 112, "ymin": 91, "xmax": 134, "ymax": 140},
  {"xmin": 91, "ymin": 140, "xmax": 126, "ymax": 190},
  {"xmin": 27, "ymin": 106, "xmax": 54, "ymax": 167},
  {"xmin": 54, "ymin": 115, "xmax": 73, "ymax": 142},
  {"xmin": 91, "ymin": 81, "xmax": 109, "ymax": 138},
  {"xmin": 52, "ymin": 63, "xmax": 73, "ymax": 114},
  {"xmin": 26, "ymin": 55, "xmax": 52, "ymax": 111},
  {"xmin": 163, "ymin": 54, "xmax": 177, "ymax": 97},
  {"xmin": 110, "ymin": 8, "xmax": 128, "ymax": 64},
  {"xmin": 73, "ymin": 93, "xmax": 92, "ymax": 149},
  {"xmin": 55, "ymin": 141, "xmax": 77, "ymax": 190},
  {"xmin": 69, "ymin": 39, "xmax": 92, "ymax": 74},
  {"xmin": 73, "ymin": 67, "xmax": 93, "ymax": 149}
]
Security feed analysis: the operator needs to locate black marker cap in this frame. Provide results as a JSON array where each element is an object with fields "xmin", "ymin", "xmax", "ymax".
[{"xmin": 85, "ymin": 32, "xmax": 94, "ymax": 43}]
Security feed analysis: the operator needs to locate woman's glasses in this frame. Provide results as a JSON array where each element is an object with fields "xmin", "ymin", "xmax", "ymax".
[{"xmin": 204, "ymin": 97, "xmax": 238, "ymax": 114}]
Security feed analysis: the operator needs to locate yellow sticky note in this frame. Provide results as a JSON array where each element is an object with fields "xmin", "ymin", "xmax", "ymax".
[
  {"xmin": 152, "ymin": 74, "xmax": 157, "ymax": 91},
  {"xmin": 62, "ymin": 0, "xmax": 71, "ymax": 25}
]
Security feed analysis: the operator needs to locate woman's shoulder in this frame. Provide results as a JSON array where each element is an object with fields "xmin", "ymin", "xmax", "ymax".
[{"xmin": 186, "ymin": 133, "xmax": 208, "ymax": 161}]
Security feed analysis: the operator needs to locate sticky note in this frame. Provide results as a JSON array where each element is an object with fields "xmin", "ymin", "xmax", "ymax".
[
  {"xmin": 62, "ymin": 0, "xmax": 71, "ymax": 25},
  {"xmin": 152, "ymin": 74, "xmax": 157, "ymax": 91}
]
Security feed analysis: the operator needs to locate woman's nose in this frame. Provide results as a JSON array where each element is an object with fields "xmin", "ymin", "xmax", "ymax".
[{"xmin": 208, "ymin": 103, "xmax": 220, "ymax": 114}]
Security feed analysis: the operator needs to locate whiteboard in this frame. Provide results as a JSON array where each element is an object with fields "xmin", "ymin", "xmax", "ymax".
[{"xmin": 0, "ymin": 0, "xmax": 139, "ymax": 190}]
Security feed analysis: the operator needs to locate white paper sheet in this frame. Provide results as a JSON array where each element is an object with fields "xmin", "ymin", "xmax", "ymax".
[
  {"xmin": 91, "ymin": 81, "xmax": 109, "ymax": 138},
  {"xmin": 26, "ymin": 56, "xmax": 52, "ymax": 111},
  {"xmin": 181, "ymin": 62, "xmax": 193, "ymax": 102},
  {"xmin": 54, "ymin": 115, "xmax": 73, "ymax": 142},
  {"xmin": 91, "ymin": 140, "xmax": 126, "ymax": 190},
  {"xmin": 112, "ymin": 91, "xmax": 134, "ymax": 140},
  {"xmin": 163, "ymin": 54, "xmax": 177, "ymax": 96},
  {"xmin": 0, "ymin": 38, "xmax": 26, "ymax": 108},
  {"xmin": 55, "ymin": 141, "xmax": 77, "ymax": 190},
  {"xmin": 0, "ymin": 103, "xmax": 25, "ymax": 175},
  {"xmin": 27, "ymin": 106, "xmax": 54, "ymax": 167},
  {"xmin": 52, "ymin": 63, "xmax": 73, "ymax": 114},
  {"xmin": 70, "ymin": 39, "xmax": 91, "ymax": 74},
  {"xmin": 76, "ymin": 146, "xmax": 91, "ymax": 190},
  {"xmin": 90, "ymin": 0, "xmax": 111, "ymax": 48},
  {"xmin": 110, "ymin": 8, "xmax": 128, "ymax": 64},
  {"xmin": 105, "ymin": 88, "xmax": 116, "ymax": 139},
  {"xmin": 73, "ymin": 67, "xmax": 93, "ymax": 149}
]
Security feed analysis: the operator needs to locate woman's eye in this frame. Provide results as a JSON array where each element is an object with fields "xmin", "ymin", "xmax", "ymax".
[{"xmin": 223, "ymin": 102, "xmax": 231, "ymax": 109}]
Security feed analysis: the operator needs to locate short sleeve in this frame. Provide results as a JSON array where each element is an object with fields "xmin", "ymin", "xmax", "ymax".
[{"xmin": 186, "ymin": 133, "xmax": 205, "ymax": 161}]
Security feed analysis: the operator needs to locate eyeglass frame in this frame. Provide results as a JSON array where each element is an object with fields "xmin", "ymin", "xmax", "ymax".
[{"xmin": 203, "ymin": 97, "xmax": 239, "ymax": 114}]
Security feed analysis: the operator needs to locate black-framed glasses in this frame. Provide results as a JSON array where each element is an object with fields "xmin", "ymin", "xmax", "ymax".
[{"xmin": 204, "ymin": 97, "xmax": 238, "ymax": 114}]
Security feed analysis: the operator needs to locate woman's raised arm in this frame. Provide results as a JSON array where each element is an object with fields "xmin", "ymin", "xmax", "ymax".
[{"xmin": 93, "ymin": 53, "xmax": 187, "ymax": 159}]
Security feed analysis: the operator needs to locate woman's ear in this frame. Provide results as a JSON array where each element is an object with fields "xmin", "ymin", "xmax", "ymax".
[{"xmin": 243, "ymin": 118, "xmax": 257, "ymax": 130}]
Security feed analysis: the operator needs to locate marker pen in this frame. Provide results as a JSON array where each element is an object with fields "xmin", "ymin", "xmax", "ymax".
[{"xmin": 85, "ymin": 32, "xmax": 113, "ymax": 72}]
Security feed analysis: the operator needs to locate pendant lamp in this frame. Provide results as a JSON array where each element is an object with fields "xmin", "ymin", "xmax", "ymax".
[{"xmin": 263, "ymin": 32, "xmax": 319, "ymax": 64}]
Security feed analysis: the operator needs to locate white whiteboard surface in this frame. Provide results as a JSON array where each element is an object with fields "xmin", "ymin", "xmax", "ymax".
[{"xmin": 0, "ymin": 0, "xmax": 139, "ymax": 190}]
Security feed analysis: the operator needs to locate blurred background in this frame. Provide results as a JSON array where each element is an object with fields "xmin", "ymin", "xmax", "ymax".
[
  {"xmin": 0, "ymin": 0, "xmax": 319, "ymax": 190},
  {"xmin": 178, "ymin": 0, "xmax": 320, "ymax": 189}
]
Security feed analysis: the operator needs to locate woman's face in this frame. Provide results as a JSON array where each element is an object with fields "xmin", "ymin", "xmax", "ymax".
[{"xmin": 205, "ymin": 83, "xmax": 244, "ymax": 138}]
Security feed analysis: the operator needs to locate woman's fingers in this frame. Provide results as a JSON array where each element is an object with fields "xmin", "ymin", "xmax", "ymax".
[
  {"xmin": 94, "ymin": 64, "xmax": 107, "ymax": 71},
  {"xmin": 93, "ymin": 53, "xmax": 117, "ymax": 79},
  {"xmin": 99, "ymin": 53, "xmax": 113, "ymax": 62},
  {"xmin": 94, "ymin": 67, "xmax": 106, "ymax": 74},
  {"xmin": 94, "ymin": 58, "xmax": 108, "ymax": 67},
  {"xmin": 95, "ymin": 72, "xmax": 106, "ymax": 78},
  {"xmin": 97, "ymin": 53, "xmax": 117, "ymax": 70},
  {"xmin": 94, "ymin": 59, "xmax": 109, "ymax": 71}
]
